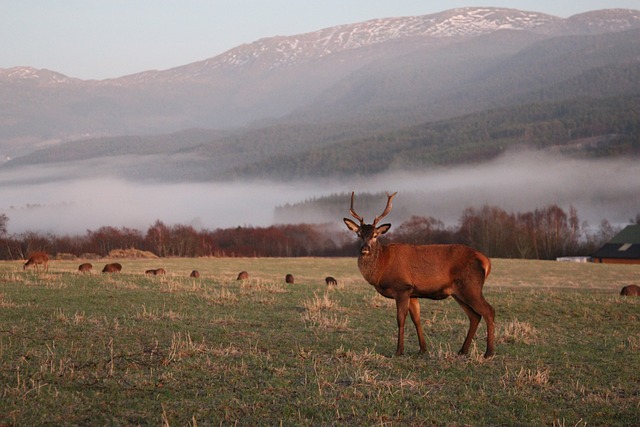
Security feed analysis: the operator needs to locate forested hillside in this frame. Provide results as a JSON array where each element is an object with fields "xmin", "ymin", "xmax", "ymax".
[
  {"xmin": 237, "ymin": 95, "xmax": 640, "ymax": 179},
  {"xmin": 3, "ymin": 20, "xmax": 640, "ymax": 184}
]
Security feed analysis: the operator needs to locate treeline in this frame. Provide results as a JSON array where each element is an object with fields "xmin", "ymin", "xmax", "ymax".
[
  {"xmin": 0, "ymin": 220, "xmax": 349, "ymax": 260},
  {"xmin": 0, "ymin": 205, "xmax": 632, "ymax": 261},
  {"xmin": 237, "ymin": 95, "xmax": 640, "ymax": 179}
]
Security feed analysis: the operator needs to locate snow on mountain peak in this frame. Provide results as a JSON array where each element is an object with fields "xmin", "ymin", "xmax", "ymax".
[
  {"xmin": 99, "ymin": 7, "xmax": 640, "ymax": 85},
  {"xmin": 211, "ymin": 8, "xmax": 559, "ymax": 70},
  {"xmin": 0, "ymin": 66, "xmax": 73, "ymax": 84},
  {"xmin": 4, "ymin": 7, "xmax": 640, "ymax": 84}
]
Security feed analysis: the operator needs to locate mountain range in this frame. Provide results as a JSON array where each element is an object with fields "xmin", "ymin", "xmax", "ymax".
[{"xmin": 2, "ymin": 7, "xmax": 640, "ymax": 182}]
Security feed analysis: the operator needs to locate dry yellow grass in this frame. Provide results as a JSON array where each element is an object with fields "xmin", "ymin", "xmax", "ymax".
[{"xmin": 0, "ymin": 257, "xmax": 638, "ymax": 426}]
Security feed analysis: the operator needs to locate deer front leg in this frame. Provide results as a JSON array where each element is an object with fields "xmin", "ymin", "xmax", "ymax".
[
  {"xmin": 408, "ymin": 297, "xmax": 427, "ymax": 354},
  {"xmin": 394, "ymin": 295, "xmax": 410, "ymax": 356}
]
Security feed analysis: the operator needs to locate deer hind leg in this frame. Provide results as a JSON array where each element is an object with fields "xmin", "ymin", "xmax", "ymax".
[
  {"xmin": 476, "ymin": 296, "xmax": 495, "ymax": 358},
  {"xmin": 453, "ymin": 295, "xmax": 481, "ymax": 356},
  {"xmin": 408, "ymin": 297, "xmax": 427, "ymax": 354},
  {"xmin": 453, "ymin": 294, "xmax": 495, "ymax": 358}
]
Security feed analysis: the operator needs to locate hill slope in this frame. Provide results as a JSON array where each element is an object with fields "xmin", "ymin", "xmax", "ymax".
[
  {"xmin": 1, "ymin": 8, "xmax": 639, "ymax": 183},
  {"xmin": 1, "ymin": 8, "xmax": 640, "ymax": 156}
]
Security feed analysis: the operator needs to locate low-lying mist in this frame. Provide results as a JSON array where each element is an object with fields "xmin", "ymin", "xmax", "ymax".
[{"xmin": 1, "ymin": 151, "xmax": 638, "ymax": 235}]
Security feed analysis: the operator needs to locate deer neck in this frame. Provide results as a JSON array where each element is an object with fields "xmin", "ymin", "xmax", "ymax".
[{"xmin": 357, "ymin": 242, "xmax": 387, "ymax": 285}]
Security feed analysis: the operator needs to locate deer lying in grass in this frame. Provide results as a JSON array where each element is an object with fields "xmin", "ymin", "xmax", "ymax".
[
  {"xmin": 344, "ymin": 192, "xmax": 495, "ymax": 358},
  {"xmin": 285, "ymin": 274, "xmax": 295, "ymax": 284},
  {"xmin": 78, "ymin": 263, "xmax": 92, "ymax": 273},
  {"xmin": 620, "ymin": 284, "xmax": 640, "ymax": 296},
  {"xmin": 190, "ymin": 270, "xmax": 200, "ymax": 278},
  {"xmin": 145, "ymin": 268, "xmax": 166, "ymax": 275},
  {"xmin": 237, "ymin": 271, "xmax": 249, "ymax": 280},
  {"xmin": 24, "ymin": 252, "xmax": 49, "ymax": 272},
  {"xmin": 102, "ymin": 263, "xmax": 122, "ymax": 273},
  {"xmin": 325, "ymin": 276, "xmax": 338, "ymax": 286}
]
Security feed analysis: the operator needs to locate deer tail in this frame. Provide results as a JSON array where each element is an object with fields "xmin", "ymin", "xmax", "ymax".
[{"xmin": 477, "ymin": 252, "xmax": 491, "ymax": 280}]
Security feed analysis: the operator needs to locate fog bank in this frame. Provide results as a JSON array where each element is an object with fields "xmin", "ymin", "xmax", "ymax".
[{"xmin": 1, "ymin": 151, "xmax": 638, "ymax": 235}]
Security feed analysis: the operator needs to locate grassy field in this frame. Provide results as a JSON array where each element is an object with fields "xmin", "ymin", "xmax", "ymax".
[{"xmin": 1, "ymin": 257, "xmax": 638, "ymax": 426}]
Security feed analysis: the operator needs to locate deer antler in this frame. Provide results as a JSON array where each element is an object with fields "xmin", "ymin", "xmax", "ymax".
[
  {"xmin": 349, "ymin": 192, "xmax": 364, "ymax": 224},
  {"xmin": 373, "ymin": 192, "xmax": 397, "ymax": 226}
]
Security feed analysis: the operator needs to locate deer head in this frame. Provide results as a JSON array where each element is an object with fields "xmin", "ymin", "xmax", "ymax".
[{"xmin": 343, "ymin": 192, "xmax": 397, "ymax": 255}]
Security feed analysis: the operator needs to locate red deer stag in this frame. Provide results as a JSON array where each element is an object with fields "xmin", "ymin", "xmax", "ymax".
[
  {"xmin": 102, "ymin": 263, "xmax": 122, "ymax": 273},
  {"xmin": 78, "ymin": 263, "xmax": 92, "ymax": 273},
  {"xmin": 620, "ymin": 284, "xmax": 640, "ymax": 296},
  {"xmin": 344, "ymin": 192, "xmax": 495, "ymax": 358},
  {"xmin": 24, "ymin": 252, "xmax": 49, "ymax": 272}
]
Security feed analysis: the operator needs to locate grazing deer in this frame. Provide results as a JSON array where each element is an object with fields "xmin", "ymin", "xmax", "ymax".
[
  {"xmin": 78, "ymin": 263, "xmax": 92, "ymax": 273},
  {"xmin": 237, "ymin": 271, "xmax": 249, "ymax": 280},
  {"xmin": 620, "ymin": 284, "xmax": 640, "ymax": 296},
  {"xmin": 325, "ymin": 276, "xmax": 338, "ymax": 286},
  {"xmin": 344, "ymin": 192, "xmax": 495, "ymax": 358},
  {"xmin": 23, "ymin": 252, "xmax": 49, "ymax": 272},
  {"xmin": 102, "ymin": 263, "xmax": 122, "ymax": 273},
  {"xmin": 285, "ymin": 274, "xmax": 295, "ymax": 284},
  {"xmin": 190, "ymin": 270, "xmax": 200, "ymax": 278}
]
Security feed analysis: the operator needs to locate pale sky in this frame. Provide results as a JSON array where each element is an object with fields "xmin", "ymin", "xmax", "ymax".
[{"xmin": 2, "ymin": 1, "xmax": 639, "ymax": 80}]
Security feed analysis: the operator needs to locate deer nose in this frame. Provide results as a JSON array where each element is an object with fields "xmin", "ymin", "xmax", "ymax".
[{"xmin": 360, "ymin": 243, "xmax": 371, "ymax": 255}]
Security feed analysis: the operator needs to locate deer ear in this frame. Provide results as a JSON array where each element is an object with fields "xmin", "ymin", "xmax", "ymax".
[
  {"xmin": 376, "ymin": 223, "xmax": 391, "ymax": 235},
  {"xmin": 343, "ymin": 218, "xmax": 360, "ymax": 233}
]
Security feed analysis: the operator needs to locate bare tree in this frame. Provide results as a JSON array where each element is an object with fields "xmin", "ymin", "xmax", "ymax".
[
  {"xmin": 0, "ymin": 213, "xmax": 8, "ymax": 237},
  {"xmin": 146, "ymin": 220, "xmax": 170, "ymax": 257}
]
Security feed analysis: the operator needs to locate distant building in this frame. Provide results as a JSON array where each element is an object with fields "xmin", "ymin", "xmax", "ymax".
[
  {"xmin": 591, "ymin": 225, "xmax": 640, "ymax": 264},
  {"xmin": 556, "ymin": 256, "xmax": 591, "ymax": 263}
]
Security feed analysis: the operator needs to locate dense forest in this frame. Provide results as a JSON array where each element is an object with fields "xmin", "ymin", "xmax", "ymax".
[
  {"xmin": 1, "ymin": 204, "xmax": 634, "ymax": 262},
  {"xmin": 236, "ymin": 94, "xmax": 640, "ymax": 179}
]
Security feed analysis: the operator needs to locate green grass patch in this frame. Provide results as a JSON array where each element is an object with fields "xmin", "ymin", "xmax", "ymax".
[{"xmin": 1, "ymin": 258, "xmax": 638, "ymax": 425}]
